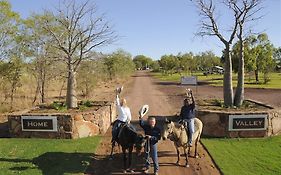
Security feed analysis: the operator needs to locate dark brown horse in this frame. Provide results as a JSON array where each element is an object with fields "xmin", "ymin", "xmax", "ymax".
[{"xmin": 110, "ymin": 124, "xmax": 146, "ymax": 173}]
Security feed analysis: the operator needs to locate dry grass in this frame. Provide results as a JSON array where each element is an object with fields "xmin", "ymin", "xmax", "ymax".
[{"xmin": 0, "ymin": 74, "xmax": 133, "ymax": 114}]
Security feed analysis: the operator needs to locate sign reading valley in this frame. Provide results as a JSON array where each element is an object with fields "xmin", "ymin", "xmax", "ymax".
[
  {"xmin": 21, "ymin": 116, "xmax": 58, "ymax": 132},
  {"xmin": 229, "ymin": 115, "xmax": 267, "ymax": 131}
]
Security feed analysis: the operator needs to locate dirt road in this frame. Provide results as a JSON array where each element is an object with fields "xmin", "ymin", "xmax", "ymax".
[{"xmin": 87, "ymin": 71, "xmax": 220, "ymax": 175}]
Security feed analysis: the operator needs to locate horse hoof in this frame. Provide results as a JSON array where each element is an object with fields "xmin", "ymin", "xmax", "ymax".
[
  {"xmin": 175, "ymin": 161, "xmax": 180, "ymax": 166},
  {"xmin": 185, "ymin": 164, "xmax": 190, "ymax": 168},
  {"xmin": 109, "ymin": 156, "xmax": 113, "ymax": 160}
]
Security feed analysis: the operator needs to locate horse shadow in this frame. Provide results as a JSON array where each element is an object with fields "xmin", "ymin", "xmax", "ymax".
[
  {"xmin": 0, "ymin": 152, "xmax": 93, "ymax": 175},
  {"xmin": 86, "ymin": 152, "xmax": 154, "ymax": 175}
]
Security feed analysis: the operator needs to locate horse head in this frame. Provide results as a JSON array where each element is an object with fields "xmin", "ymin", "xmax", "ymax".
[{"xmin": 162, "ymin": 118, "xmax": 174, "ymax": 140}]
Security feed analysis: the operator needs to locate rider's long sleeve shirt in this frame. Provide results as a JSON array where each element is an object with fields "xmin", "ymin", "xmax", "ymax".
[{"xmin": 116, "ymin": 95, "xmax": 132, "ymax": 123}]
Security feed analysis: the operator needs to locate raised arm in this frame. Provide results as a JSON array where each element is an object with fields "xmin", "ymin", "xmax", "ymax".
[
  {"xmin": 116, "ymin": 94, "xmax": 121, "ymax": 107},
  {"xmin": 190, "ymin": 91, "xmax": 195, "ymax": 108},
  {"xmin": 139, "ymin": 117, "xmax": 146, "ymax": 129}
]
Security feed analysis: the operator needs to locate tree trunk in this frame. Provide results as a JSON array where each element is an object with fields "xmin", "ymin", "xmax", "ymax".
[
  {"xmin": 255, "ymin": 69, "xmax": 259, "ymax": 83},
  {"xmin": 32, "ymin": 79, "xmax": 40, "ymax": 105},
  {"xmin": 234, "ymin": 32, "xmax": 245, "ymax": 107},
  {"xmin": 40, "ymin": 68, "xmax": 46, "ymax": 104},
  {"xmin": 223, "ymin": 45, "xmax": 234, "ymax": 107},
  {"xmin": 41, "ymin": 79, "xmax": 45, "ymax": 104},
  {"xmin": 66, "ymin": 63, "xmax": 78, "ymax": 108}
]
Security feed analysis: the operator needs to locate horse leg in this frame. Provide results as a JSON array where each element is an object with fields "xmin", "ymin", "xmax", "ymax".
[
  {"xmin": 188, "ymin": 146, "xmax": 191, "ymax": 156},
  {"xmin": 184, "ymin": 147, "xmax": 189, "ymax": 168},
  {"xmin": 127, "ymin": 146, "xmax": 134, "ymax": 173},
  {"xmin": 194, "ymin": 136, "xmax": 200, "ymax": 158},
  {"xmin": 176, "ymin": 147, "xmax": 180, "ymax": 165},
  {"xmin": 122, "ymin": 148, "xmax": 127, "ymax": 173},
  {"xmin": 109, "ymin": 141, "xmax": 115, "ymax": 160}
]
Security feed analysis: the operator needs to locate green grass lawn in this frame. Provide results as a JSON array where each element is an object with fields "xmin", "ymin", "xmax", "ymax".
[
  {"xmin": 152, "ymin": 72, "xmax": 281, "ymax": 89},
  {"xmin": 0, "ymin": 137, "xmax": 100, "ymax": 175},
  {"xmin": 201, "ymin": 136, "xmax": 281, "ymax": 175}
]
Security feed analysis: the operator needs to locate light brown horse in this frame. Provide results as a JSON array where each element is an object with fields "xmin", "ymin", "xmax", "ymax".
[{"xmin": 162, "ymin": 118, "xmax": 203, "ymax": 167}]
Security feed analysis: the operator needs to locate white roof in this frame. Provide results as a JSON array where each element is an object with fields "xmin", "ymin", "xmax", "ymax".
[{"xmin": 214, "ymin": 66, "xmax": 224, "ymax": 70}]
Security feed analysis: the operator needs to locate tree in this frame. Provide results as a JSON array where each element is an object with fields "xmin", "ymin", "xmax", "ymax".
[
  {"xmin": 273, "ymin": 47, "xmax": 281, "ymax": 69},
  {"xmin": 23, "ymin": 14, "xmax": 60, "ymax": 104},
  {"xmin": 76, "ymin": 60, "xmax": 97, "ymax": 97},
  {"xmin": 230, "ymin": 0, "xmax": 264, "ymax": 107},
  {"xmin": 43, "ymin": 0, "xmax": 116, "ymax": 108},
  {"xmin": 133, "ymin": 55, "xmax": 153, "ymax": 70},
  {"xmin": 159, "ymin": 54, "xmax": 179, "ymax": 74},
  {"xmin": 246, "ymin": 33, "xmax": 275, "ymax": 83},
  {"xmin": 177, "ymin": 52, "xmax": 195, "ymax": 75},
  {"xmin": 193, "ymin": 0, "xmax": 244, "ymax": 106},
  {"xmin": 103, "ymin": 50, "xmax": 135, "ymax": 80},
  {"xmin": 194, "ymin": 51, "xmax": 221, "ymax": 71},
  {"xmin": 150, "ymin": 60, "xmax": 160, "ymax": 71},
  {"xmin": 193, "ymin": 0, "xmax": 263, "ymax": 107},
  {"xmin": 0, "ymin": 1, "xmax": 19, "ymax": 60},
  {"xmin": 0, "ymin": 1, "xmax": 22, "ymax": 109}
]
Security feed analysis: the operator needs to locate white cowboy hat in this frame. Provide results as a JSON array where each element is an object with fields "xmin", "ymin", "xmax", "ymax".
[
  {"xmin": 116, "ymin": 86, "xmax": 123, "ymax": 94},
  {"xmin": 139, "ymin": 104, "xmax": 149, "ymax": 118}
]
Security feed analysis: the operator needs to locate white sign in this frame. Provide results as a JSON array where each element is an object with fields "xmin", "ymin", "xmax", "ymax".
[
  {"xmin": 228, "ymin": 114, "xmax": 267, "ymax": 131},
  {"xmin": 181, "ymin": 76, "xmax": 197, "ymax": 85},
  {"xmin": 21, "ymin": 116, "xmax": 58, "ymax": 132}
]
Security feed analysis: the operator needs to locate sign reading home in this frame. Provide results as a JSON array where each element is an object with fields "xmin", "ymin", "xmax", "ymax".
[
  {"xmin": 21, "ymin": 116, "xmax": 58, "ymax": 132},
  {"xmin": 229, "ymin": 115, "xmax": 267, "ymax": 131},
  {"xmin": 181, "ymin": 76, "xmax": 197, "ymax": 85}
]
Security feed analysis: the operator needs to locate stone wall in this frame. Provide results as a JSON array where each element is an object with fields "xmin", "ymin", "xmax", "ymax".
[
  {"xmin": 8, "ymin": 101, "xmax": 116, "ymax": 139},
  {"xmin": 267, "ymin": 110, "xmax": 281, "ymax": 136},
  {"xmin": 72, "ymin": 102, "xmax": 116, "ymax": 138},
  {"xmin": 197, "ymin": 108, "xmax": 281, "ymax": 138},
  {"xmin": 9, "ymin": 114, "xmax": 73, "ymax": 139}
]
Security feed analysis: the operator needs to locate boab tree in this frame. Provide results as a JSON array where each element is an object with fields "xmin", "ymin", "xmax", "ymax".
[
  {"xmin": 193, "ymin": 0, "xmax": 264, "ymax": 107},
  {"xmin": 231, "ymin": 0, "xmax": 264, "ymax": 107},
  {"xmin": 43, "ymin": 0, "xmax": 116, "ymax": 108}
]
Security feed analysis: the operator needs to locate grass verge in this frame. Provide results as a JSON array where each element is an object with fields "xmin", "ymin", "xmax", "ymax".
[
  {"xmin": 201, "ymin": 136, "xmax": 281, "ymax": 175},
  {"xmin": 152, "ymin": 72, "xmax": 281, "ymax": 89},
  {"xmin": 0, "ymin": 136, "xmax": 100, "ymax": 175}
]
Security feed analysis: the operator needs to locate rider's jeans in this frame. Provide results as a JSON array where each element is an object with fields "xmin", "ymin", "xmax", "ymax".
[
  {"xmin": 145, "ymin": 143, "xmax": 159, "ymax": 173},
  {"xmin": 112, "ymin": 120, "xmax": 124, "ymax": 141},
  {"xmin": 183, "ymin": 118, "xmax": 195, "ymax": 145}
]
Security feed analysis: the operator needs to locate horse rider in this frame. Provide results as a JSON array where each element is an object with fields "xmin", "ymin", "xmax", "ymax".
[
  {"xmin": 179, "ymin": 88, "xmax": 195, "ymax": 147},
  {"xmin": 139, "ymin": 116, "xmax": 161, "ymax": 175},
  {"xmin": 111, "ymin": 88, "xmax": 132, "ymax": 144}
]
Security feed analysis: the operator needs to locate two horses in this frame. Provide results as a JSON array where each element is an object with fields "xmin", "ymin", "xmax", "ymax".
[{"xmin": 110, "ymin": 117, "xmax": 203, "ymax": 172}]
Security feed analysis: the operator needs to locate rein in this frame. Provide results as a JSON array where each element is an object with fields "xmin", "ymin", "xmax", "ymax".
[{"xmin": 168, "ymin": 126, "xmax": 182, "ymax": 143}]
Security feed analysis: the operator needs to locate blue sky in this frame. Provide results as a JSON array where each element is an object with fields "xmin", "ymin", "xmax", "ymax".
[{"xmin": 9, "ymin": 0, "xmax": 281, "ymax": 59}]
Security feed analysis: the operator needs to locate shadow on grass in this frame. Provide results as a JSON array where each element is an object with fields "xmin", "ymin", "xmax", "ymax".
[
  {"xmin": 0, "ymin": 152, "xmax": 93, "ymax": 175},
  {"xmin": 86, "ymin": 152, "xmax": 150, "ymax": 175},
  {"xmin": 0, "ymin": 121, "xmax": 9, "ymax": 138}
]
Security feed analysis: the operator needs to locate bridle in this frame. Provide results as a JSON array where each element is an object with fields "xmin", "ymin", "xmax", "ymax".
[{"xmin": 166, "ymin": 123, "xmax": 182, "ymax": 143}]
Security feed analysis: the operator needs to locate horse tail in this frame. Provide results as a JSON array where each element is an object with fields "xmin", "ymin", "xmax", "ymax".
[{"xmin": 194, "ymin": 118, "xmax": 203, "ymax": 142}]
